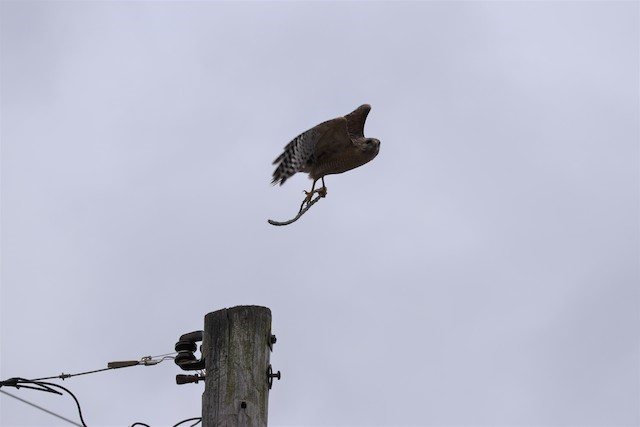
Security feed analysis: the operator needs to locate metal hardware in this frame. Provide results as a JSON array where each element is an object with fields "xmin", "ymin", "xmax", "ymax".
[
  {"xmin": 267, "ymin": 364, "xmax": 281, "ymax": 389},
  {"xmin": 175, "ymin": 330, "xmax": 205, "ymax": 372},
  {"xmin": 269, "ymin": 334, "xmax": 277, "ymax": 351},
  {"xmin": 176, "ymin": 374, "xmax": 205, "ymax": 385}
]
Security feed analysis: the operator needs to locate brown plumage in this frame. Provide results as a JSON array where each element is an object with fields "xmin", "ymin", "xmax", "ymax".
[{"xmin": 271, "ymin": 104, "xmax": 380, "ymax": 201}]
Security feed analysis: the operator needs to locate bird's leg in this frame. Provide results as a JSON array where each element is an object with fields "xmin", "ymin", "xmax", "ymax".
[
  {"xmin": 304, "ymin": 179, "xmax": 318, "ymax": 201},
  {"xmin": 299, "ymin": 179, "xmax": 317, "ymax": 213},
  {"xmin": 317, "ymin": 177, "xmax": 327, "ymax": 198},
  {"xmin": 304, "ymin": 178, "xmax": 328, "ymax": 200},
  {"xmin": 298, "ymin": 178, "xmax": 328, "ymax": 213}
]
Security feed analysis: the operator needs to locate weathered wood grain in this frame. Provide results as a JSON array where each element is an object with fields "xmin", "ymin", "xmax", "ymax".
[{"xmin": 202, "ymin": 306, "xmax": 272, "ymax": 427}]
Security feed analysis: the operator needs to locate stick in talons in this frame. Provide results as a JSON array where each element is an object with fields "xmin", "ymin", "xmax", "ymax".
[{"xmin": 268, "ymin": 194, "xmax": 324, "ymax": 226}]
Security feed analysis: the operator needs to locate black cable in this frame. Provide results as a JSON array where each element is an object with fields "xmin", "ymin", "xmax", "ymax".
[
  {"xmin": 8, "ymin": 383, "xmax": 62, "ymax": 394},
  {"xmin": 0, "ymin": 389, "xmax": 83, "ymax": 427},
  {"xmin": 1, "ymin": 378, "xmax": 61, "ymax": 395},
  {"xmin": 2, "ymin": 352, "xmax": 184, "ymax": 427},
  {"xmin": 0, "ymin": 378, "xmax": 88, "ymax": 427},
  {"xmin": 173, "ymin": 417, "xmax": 201, "ymax": 427},
  {"xmin": 32, "ymin": 380, "xmax": 88, "ymax": 427},
  {"xmin": 3, "ymin": 378, "xmax": 201, "ymax": 427},
  {"xmin": 129, "ymin": 417, "xmax": 201, "ymax": 427}
]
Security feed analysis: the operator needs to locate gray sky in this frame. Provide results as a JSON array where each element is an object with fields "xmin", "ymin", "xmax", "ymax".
[{"xmin": 1, "ymin": 1, "xmax": 638, "ymax": 426}]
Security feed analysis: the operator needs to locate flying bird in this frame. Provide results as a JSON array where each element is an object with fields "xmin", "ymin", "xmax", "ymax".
[{"xmin": 271, "ymin": 104, "xmax": 380, "ymax": 205}]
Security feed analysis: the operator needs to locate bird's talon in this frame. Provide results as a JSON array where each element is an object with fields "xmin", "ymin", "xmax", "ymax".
[{"xmin": 303, "ymin": 191, "xmax": 314, "ymax": 203}]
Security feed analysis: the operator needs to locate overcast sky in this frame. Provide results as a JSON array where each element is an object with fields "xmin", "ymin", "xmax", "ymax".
[{"xmin": 1, "ymin": 1, "xmax": 638, "ymax": 426}]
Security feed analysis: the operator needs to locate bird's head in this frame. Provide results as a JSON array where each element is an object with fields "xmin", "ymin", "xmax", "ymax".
[{"xmin": 362, "ymin": 138, "xmax": 381, "ymax": 158}]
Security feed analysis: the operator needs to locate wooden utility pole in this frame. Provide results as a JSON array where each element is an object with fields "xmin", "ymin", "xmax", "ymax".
[{"xmin": 201, "ymin": 306, "xmax": 275, "ymax": 427}]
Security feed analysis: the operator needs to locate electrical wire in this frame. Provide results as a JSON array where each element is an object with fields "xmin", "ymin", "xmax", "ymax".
[
  {"xmin": 34, "ymin": 380, "xmax": 88, "ymax": 427},
  {"xmin": 173, "ymin": 417, "xmax": 201, "ymax": 427},
  {"xmin": 3, "ymin": 385, "xmax": 202, "ymax": 427},
  {"xmin": 31, "ymin": 367, "xmax": 112, "ymax": 381},
  {"xmin": 0, "ymin": 389, "xmax": 83, "ymax": 427},
  {"xmin": 150, "ymin": 352, "xmax": 179, "ymax": 359},
  {"xmin": 0, "ymin": 378, "xmax": 88, "ymax": 426},
  {"xmin": 29, "ymin": 352, "xmax": 177, "ymax": 381},
  {"xmin": 130, "ymin": 417, "xmax": 201, "ymax": 427},
  {"xmin": 0, "ymin": 352, "xmax": 182, "ymax": 427},
  {"xmin": 0, "ymin": 351, "xmax": 177, "ymax": 426}
]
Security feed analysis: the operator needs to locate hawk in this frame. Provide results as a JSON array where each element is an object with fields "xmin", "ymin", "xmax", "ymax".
[{"xmin": 271, "ymin": 104, "xmax": 381, "ymax": 204}]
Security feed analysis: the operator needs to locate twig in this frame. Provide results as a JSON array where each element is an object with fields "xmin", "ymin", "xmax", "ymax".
[{"xmin": 268, "ymin": 194, "xmax": 323, "ymax": 226}]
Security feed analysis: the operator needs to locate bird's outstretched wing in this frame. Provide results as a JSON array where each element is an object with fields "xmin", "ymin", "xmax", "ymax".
[
  {"xmin": 344, "ymin": 104, "xmax": 371, "ymax": 139},
  {"xmin": 271, "ymin": 117, "xmax": 349, "ymax": 185}
]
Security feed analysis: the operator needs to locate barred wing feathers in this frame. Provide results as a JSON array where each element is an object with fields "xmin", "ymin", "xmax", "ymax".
[{"xmin": 271, "ymin": 117, "xmax": 350, "ymax": 186}]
